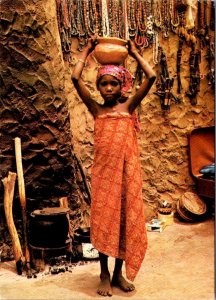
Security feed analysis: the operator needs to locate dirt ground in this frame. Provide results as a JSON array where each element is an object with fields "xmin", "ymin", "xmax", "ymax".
[{"xmin": 0, "ymin": 218, "xmax": 214, "ymax": 300}]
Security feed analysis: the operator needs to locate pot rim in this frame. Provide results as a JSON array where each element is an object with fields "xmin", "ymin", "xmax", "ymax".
[{"xmin": 96, "ymin": 37, "xmax": 128, "ymax": 45}]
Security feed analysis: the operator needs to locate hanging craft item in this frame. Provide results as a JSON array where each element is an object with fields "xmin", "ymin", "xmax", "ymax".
[
  {"xmin": 127, "ymin": 0, "xmax": 136, "ymax": 39},
  {"xmin": 210, "ymin": 1, "xmax": 215, "ymax": 31},
  {"xmin": 154, "ymin": 47, "xmax": 181, "ymax": 111},
  {"xmin": 176, "ymin": 1, "xmax": 187, "ymax": 95},
  {"xmin": 205, "ymin": 41, "xmax": 215, "ymax": 89},
  {"xmin": 197, "ymin": 0, "xmax": 209, "ymax": 49},
  {"xmin": 134, "ymin": 1, "xmax": 150, "ymax": 48},
  {"xmin": 108, "ymin": 0, "xmax": 120, "ymax": 38},
  {"xmin": 196, "ymin": 0, "xmax": 215, "ymax": 89},
  {"xmin": 185, "ymin": 0, "xmax": 197, "ymax": 30},
  {"xmin": 185, "ymin": 47, "xmax": 201, "ymax": 105},
  {"xmin": 123, "ymin": 0, "xmax": 129, "ymax": 40},
  {"xmin": 56, "ymin": 0, "xmax": 73, "ymax": 57},
  {"xmin": 93, "ymin": 37, "xmax": 128, "ymax": 65},
  {"xmin": 161, "ymin": 0, "xmax": 170, "ymax": 38},
  {"xmin": 101, "ymin": 0, "xmax": 110, "ymax": 37},
  {"xmin": 170, "ymin": 0, "xmax": 179, "ymax": 33}
]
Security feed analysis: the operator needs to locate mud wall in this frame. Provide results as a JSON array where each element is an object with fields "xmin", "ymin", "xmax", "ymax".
[{"xmin": 0, "ymin": 0, "xmax": 89, "ymax": 260}]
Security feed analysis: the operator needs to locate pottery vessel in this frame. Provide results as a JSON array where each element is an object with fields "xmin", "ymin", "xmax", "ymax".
[
  {"xmin": 94, "ymin": 37, "xmax": 128, "ymax": 65},
  {"xmin": 29, "ymin": 207, "xmax": 69, "ymax": 248}
]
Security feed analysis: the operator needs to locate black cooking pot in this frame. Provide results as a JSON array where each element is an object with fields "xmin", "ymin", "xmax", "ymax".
[{"xmin": 29, "ymin": 207, "xmax": 69, "ymax": 248}]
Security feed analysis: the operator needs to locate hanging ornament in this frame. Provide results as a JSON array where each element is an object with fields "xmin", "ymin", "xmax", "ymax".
[
  {"xmin": 101, "ymin": 0, "xmax": 110, "ymax": 37},
  {"xmin": 185, "ymin": 0, "xmax": 197, "ymax": 30},
  {"xmin": 154, "ymin": 47, "xmax": 181, "ymax": 111}
]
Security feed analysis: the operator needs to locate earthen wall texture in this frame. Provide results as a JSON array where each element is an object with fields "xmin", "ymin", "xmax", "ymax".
[{"xmin": 0, "ymin": 0, "xmax": 90, "ymax": 259}]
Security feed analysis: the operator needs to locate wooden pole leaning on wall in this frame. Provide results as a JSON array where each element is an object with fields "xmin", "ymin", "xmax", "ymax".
[
  {"xmin": 59, "ymin": 196, "xmax": 73, "ymax": 253},
  {"xmin": 14, "ymin": 137, "xmax": 32, "ymax": 278},
  {"xmin": 59, "ymin": 197, "xmax": 73, "ymax": 238},
  {"xmin": 2, "ymin": 172, "xmax": 24, "ymax": 275}
]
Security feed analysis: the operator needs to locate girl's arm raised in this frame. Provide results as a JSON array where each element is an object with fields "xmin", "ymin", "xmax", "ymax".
[
  {"xmin": 127, "ymin": 40, "xmax": 156, "ymax": 113},
  {"xmin": 71, "ymin": 38, "xmax": 99, "ymax": 117}
]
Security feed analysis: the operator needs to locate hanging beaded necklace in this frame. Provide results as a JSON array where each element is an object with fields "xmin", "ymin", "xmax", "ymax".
[
  {"xmin": 134, "ymin": 0, "xmax": 148, "ymax": 48},
  {"xmin": 82, "ymin": 0, "xmax": 90, "ymax": 35},
  {"xmin": 101, "ymin": 0, "xmax": 110, "ymax": 37},
  {"xmin": 153, "ymin": 30, "xmax": 159, "ymax": 65},
  {"xmin": 197, "ymin": 0, "xmax": 209, "ymax": 49},
  {"xmin": 145, "ymin": 0, "xmax": 154, "ymax": 43},
  {"xmin": 169, "ymin": 0, "xmax": 179, "ymax": 33},
  {"xmin": 69, "ymin": 0, "xmax": 79, "ymax": 37},
  {"xmin": 95, "ymin": 0, "xmax": 103, "ymax": 36},
  {"xmin": 123, "ymin": 0, "xmax": 129, "ymax": 40},
  {"xmin": 118, "ymin": 0, "xmax": 125, "ymax": 39},
  {"xmin": 76, "ymin": 0, "xmax": 88, "ymax": 50},
  {"xmin": 127, "ymin": 0, "xmax": 136, "ymax": 38},
  {"xmin": 108, "ymin": 0, "xmax": 120, "ymax": 38},
  {"xmin": 87, "ymin": 0, "xmax": 97, "ymax": 36},
  {"xmin": 161, "ymin": 0, "xmax": 170, "ymax": 38},
  {"xmin": 152, "ymin": 0, "xmax": 162, "ymax": 29},
  {"xmin": 176, "ymin": 1, "xmax": 187, "ymax": 94}
]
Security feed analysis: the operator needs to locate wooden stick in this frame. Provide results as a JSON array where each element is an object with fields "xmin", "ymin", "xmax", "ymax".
[
  {"xmin": 2, "ymin": 172, "xmax": 24, "ymax": 275},
  {"xmin": 59, "ymin": 197, "xmax": 73, "ymax": 237},
  {"xmin": 59, "ymin": 197, "xmax": 73, "ymax": 254},
  {"xmin": 14, "ymin": 137, "xmax": 32, "ymax": 278}
]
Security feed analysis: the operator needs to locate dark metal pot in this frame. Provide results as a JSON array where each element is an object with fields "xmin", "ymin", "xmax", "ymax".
[{"xmin": 29, "ymin": 207, "xmax": 69, "ymax": 248}]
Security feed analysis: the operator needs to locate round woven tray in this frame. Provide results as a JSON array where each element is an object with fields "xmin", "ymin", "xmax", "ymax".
[{"xmin": 177, "ymin": 192, "xmax": 207, "ymax": 221}]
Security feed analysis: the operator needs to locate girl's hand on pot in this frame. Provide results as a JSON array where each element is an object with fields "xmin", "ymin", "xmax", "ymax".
[
  {"xmin": 128, "ymin": 39, "xmax": 139, "ymax": 58},
  {"xmin": 86, "ymin": 37, "xmax": 97, "ymax": 53}
]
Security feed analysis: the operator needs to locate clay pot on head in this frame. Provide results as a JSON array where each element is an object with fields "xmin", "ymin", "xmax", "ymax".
[{"xmin": 93, "ymin": 37, "xmax": 128, "ymax": 65}]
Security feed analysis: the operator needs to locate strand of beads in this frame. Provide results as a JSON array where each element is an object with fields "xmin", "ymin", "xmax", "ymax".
[
  {"xmin": 169, "ymin": 0, "xmax": 179, "ymax": 33},
  {"xmin": 134, "ymin": 0, "xmax": 146, "ymax": 48},
  {"xmin": 101, "ymin": 0, "xmax": 110, "ymax": 37},
  {"xmin": 118, "ymin": 0, "xmax": 124, "ymax": 39},
  {"xmin": 69, "ymin": 0, "xmax": 79, "ymax": 37},
  {"xmin": 108, "ymin": 0, "xmax": 120, "ymax": 38},
  {"xmin": 76, "ymin": 0, "xmax": 88, "ymax": 51},
  {"xmin": 161, "ymin": 0, "xmax": 170, "ymax": 38},
  {"xmin": 153, "ymin": 31, "xmax": 159, "ymax": 65},
  {"xmin": 145, "ymin": 0, "xmax": 154, "ymax": 45},
  {"xmin": 87, "ymin": 0, "xmax": 97, "ymax": 36},
  {"xmin": 127, "ymin": 0, "xmax": 136, "ymax": 38},
  {"xmin": 153, "ymin": 0, "xmax": 162, "ymax": 30},
  {"xmin": 95, "ymin": 0, "xmax": 103, "ymax": 36}
]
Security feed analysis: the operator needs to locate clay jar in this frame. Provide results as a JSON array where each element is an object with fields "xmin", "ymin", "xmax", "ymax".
[
  {"xmin": 94, "ymin": 37, "xmax": 128, "ymax": 65},
  {"xmin": 29, "ymin": 207, "xmax": 69, "ymax": 248}
]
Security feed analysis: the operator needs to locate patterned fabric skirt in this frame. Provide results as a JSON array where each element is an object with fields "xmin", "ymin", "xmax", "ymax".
[{"xmin": 90, "ymin": 112, "xmax": 147, "ymax": 281}]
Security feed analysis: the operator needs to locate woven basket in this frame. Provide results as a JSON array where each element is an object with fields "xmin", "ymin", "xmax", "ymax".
[{"xmin": 177, "ymin": 192, "xmax": 207, "ymax": 222}]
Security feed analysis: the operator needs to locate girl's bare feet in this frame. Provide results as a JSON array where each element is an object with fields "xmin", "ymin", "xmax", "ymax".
[
  {"xmin": 111, "ymin": 274, "xmax": 135, "ymax": 292},
  {"xmin": 97, "ymin": 274, "xmax": 112, "ymax": 297}
]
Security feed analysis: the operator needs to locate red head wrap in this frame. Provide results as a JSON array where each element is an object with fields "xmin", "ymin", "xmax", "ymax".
[{"xmin": 96, "ymin": 64, "xmax": 133, "ymax": 97}]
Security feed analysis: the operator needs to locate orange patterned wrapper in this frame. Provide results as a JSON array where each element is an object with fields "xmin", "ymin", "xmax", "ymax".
[{"xmin": 90, "ymin": 112, "xmax": 147, "ymax": 281}]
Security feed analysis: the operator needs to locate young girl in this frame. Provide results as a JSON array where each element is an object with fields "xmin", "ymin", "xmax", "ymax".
[{"xmin": 72, "ymin": 38, "xmax": 156, "ymax": 297}]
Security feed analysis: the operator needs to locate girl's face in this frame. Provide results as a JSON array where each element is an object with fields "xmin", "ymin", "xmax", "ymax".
[{"xmin": 98, "ymin": 75, "xmax": 121, "ymax": 104}]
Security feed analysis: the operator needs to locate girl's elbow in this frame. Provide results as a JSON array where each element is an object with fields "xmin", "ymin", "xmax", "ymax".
[{"xmin": 71, "ymin": 75, "xmax": 79, "ymax": 84}]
